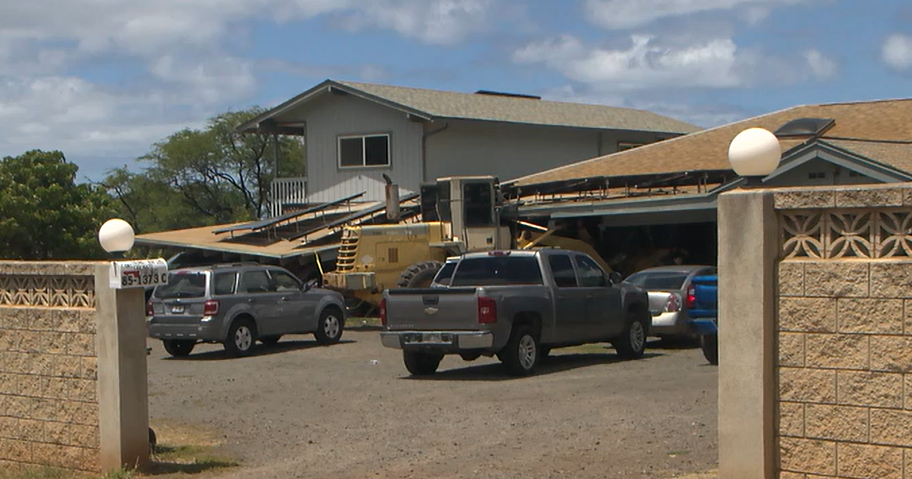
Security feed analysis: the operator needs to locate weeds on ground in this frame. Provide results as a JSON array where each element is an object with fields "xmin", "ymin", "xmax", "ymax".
[
  {"xmin": 0, "ymin": 422, "xmax": 237, "ymax": 479},
  {"xmin": 0, "ymin": 466, "xmax": 135, "ymax": 479},
  {"xmin": 146, "ymin": 421, "xmax": 238, "ymax": 475},
  {"xmin": 147, "ymin": 443, "xmax": 237, "ymax": 475}
]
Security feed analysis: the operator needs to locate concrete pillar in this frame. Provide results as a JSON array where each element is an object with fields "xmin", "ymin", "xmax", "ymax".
[
  {"xmin": 717, "ymin": 190, "xmax": 777, "ymax": 479},
  {"xmin": 94, "ymin": 265, "xmax": 150, "ymax": 471}
]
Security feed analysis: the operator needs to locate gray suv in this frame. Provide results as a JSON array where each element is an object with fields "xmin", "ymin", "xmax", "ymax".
[{"xmin": 146, "ymin": 263, "xmax": 346, "ymax": 357}]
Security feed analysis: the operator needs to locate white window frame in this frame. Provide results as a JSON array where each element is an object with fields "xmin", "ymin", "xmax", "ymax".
[
  {"xmin": 337, "ymin": 133, "xmax": 391, "ymax": 169},
  {"xmin": 617, "ymin": 141, "xmax": 646, "ymax": 152}
]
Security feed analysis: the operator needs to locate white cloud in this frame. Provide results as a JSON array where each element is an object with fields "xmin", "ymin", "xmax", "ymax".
[
  {"xmin": 540, "ymin": 84, "xmax": 747, "ymax": 128},
  {"xmin": 882, "ymin": 34, "xmax": 912, "ymax": 71},
  {"xmin": 150, "ymin": 55, "xmax": 257, "ymax": 105},
  {"xmin": 515, "ymin": 34, "xmax": 839, "ymax": 92},
  {"xmin": 514, "ymin": 34, "xmax": 743, "ymax": 90},
  {"xmin": 0, "ymin": 1, "xmax": 351, "ymax": 58},
  {"xmin": 805, "ymin": 49, "xmax": 837, "ymax": 80},
  {"xmin": 583, "ymin": 0, "xmax": 815, "ymax": 29},
  {"xmin": 339, "ymin": 0, "xmax": 493, "ymax": 45},
  {"xmin": 0, "ymin": 0, "xmax": 501, "ymax": 178},
  {"xmin": 0, "ymin": 76, "xmax": 204, "ymax": 176}
]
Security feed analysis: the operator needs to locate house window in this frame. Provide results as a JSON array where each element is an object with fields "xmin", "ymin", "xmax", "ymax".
[
  {"xmin": 338, "ymin": 134, "xmax": 390, "ymax": 168},
  {"xmin": 808, "ymin": 171, "xmax": 826, "ymax": 180},
  {"xmin": 618, "ymin": 141, "xmax": 646, "ymax": 152}
]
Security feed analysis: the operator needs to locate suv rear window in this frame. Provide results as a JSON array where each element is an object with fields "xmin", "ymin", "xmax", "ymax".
[
  {"xmin": 154, "ymin": 272, "xmax": 207, "ymax": 298},
  {"xmin": 450, "ymin": 256, "xmax": 543, "ymax": 287},
  {"xmin": 213, "ymin": 272, "xmax": 237, "ymax": 295}
]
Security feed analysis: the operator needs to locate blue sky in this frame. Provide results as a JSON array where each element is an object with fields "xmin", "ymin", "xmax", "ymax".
[{"xmin": 1, "ymin": 0, "xmax": 911, "ymax": 181}]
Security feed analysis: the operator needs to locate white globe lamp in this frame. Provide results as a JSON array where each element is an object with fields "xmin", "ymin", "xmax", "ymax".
[
  {"xmin": 98, "ymin": 218, "xmax": 135, "ymax": 255},
  {"xmin": 728, "ymin": 127, "xmax": 781, "ymax": 183}
]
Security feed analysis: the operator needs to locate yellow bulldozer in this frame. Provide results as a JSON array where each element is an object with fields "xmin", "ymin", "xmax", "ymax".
[{"xmin": 321, "ymin": 176, "xmax": 610, "ymax": 313}]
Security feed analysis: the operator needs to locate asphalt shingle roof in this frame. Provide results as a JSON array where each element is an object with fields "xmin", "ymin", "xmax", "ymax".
[
  {"xmin": 335, "ymin": 81, "xmax": 700, "ymax": 133},
  {"xmin": 511, "ymin": 98, "xmax": 912, "ymax": 186}
]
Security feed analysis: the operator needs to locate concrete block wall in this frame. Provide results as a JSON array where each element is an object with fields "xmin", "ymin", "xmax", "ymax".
[
  {"xmin": 777, "ymin": 261, "xmax": 912, "ymax": 478},
  {"xmin": 0, "ymin": 262, "xmax": 101, "ymax": 473},
  {"xmin": 773, "ymin": 185, "xmax": 912, "ymax": 479}
]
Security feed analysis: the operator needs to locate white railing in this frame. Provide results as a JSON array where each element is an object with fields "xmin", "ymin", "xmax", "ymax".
[{"xmin": 270, "ymin": 177, "xmax": 308, "ymax": 217}]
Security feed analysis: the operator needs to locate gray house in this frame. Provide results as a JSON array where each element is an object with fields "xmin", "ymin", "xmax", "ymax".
[{"xmin": 237, "ymin": 80, "xmax": 700, "ymax": 210}]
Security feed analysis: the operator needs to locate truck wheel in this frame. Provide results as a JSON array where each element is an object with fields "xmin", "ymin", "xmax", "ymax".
[
  {"xmin": 224, "ymin": 318, "xmax": 257, "ymax": 357},
  {"xmin": 701, "ymin": 335, "xmax": 719, "ymax": 365},
  {"xmin": 614, "ymin": 309, "xmax": 648, "ymax": 359},
  {"xmin": 403, "ymin": 351, "xmax": 443, "ymax": 376},
  {"xmin": 397, "ymin": 261, "xmax": 443, "ymax": 288},
  {"xmin": 162, "ymin": 339, "xmax": 195, "ymax": 357},
  {"xmin": 314, "ymin": 307, "xmax": 344, "ymax": 345},
  {"xmin": 501, "ymin": 325, "xmax": 540, "ymax": 376}
]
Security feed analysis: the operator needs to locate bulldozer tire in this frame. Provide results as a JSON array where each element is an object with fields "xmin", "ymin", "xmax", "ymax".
[{"xmin": 397, "ymin": 261, "xmax": 443, "ymax": 289}]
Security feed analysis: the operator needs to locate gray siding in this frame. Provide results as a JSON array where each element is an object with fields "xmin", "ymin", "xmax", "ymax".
[
  {"xmin": 424, "ymin": 121, "xmax": 669, "ymax": 183},
  {"xmin": 297, "ymin": 93, "xmax": 424, "ymax": 203},
  {"xmin": 275, "ymin": 92, "xmax": 677, "ymax": 203}
]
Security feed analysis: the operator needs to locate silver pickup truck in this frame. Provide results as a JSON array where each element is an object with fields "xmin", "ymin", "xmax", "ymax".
[{"xmin": 380, "ymin": 249, "xmax": 650, "ymax": 376}]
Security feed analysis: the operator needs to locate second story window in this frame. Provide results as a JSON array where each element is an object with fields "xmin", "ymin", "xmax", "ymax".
[{"xmin": 338, "ymin": 134, "xmax": 390, "ymax": 168}]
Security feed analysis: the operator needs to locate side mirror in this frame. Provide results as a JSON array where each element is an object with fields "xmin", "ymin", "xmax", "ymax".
[
  {"xmin": 302, "ymin": 279, "xmax": 317, "ymax": 293},
  {"xmin": 609, "ymin": 272, "xmax": 623, "ymax": 285}
]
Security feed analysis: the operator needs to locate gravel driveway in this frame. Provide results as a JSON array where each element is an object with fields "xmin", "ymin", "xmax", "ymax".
[{"xmin": 148, "ymin": 329, "xmax": 718, "ymax": 479}]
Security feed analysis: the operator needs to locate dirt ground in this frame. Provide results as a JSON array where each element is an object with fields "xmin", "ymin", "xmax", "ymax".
[{"xmin": 147, "ymin": 329, "xmax": 718, "ymax": 479}]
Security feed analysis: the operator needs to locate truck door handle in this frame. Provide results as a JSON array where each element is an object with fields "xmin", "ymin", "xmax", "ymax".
[
  {"xmin": 586, "ymin": 295, "xmax": 593, "ymax": 299},
  {"xmin": 279, "ymin": 297, "xmax": 289, "ymax": 302},
  {"xmin": 247, "ymin": 298, "xmax": 256, "ymax": 304}
]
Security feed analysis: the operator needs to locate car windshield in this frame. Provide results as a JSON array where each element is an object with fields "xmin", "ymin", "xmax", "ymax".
[
  {"xmin": 624, "ymin": 272, "xmax": 689, "ymax": 290},
  {"xmin": 154, "ymin": 272, "xmax": 207, "ymax": 298},
  {"xmin": 450, "ymin": 256, "xmax": 543, "ymax": 287}
]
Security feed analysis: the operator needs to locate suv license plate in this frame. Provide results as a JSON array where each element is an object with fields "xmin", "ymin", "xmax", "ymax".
[
  {"xmin": 405, "ymin": 333, "xmax": 452, "ymax": 345},
  {"xmin": 171, "ymin": 306, "xmax": 185, "ymax": 314}
]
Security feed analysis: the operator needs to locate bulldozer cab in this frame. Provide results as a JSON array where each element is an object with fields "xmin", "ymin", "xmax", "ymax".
[{"xmin": 420, "ymin": 176, "xmax": 511, "ymax": 251}]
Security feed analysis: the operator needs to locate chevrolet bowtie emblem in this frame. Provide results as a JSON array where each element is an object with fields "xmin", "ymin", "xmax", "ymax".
[{"xmin": 424, "ymin": 307, "xmax": 439, "ymax": 315}]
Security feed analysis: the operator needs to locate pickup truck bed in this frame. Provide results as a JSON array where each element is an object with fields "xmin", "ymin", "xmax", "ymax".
[
  {"xmin": 380, "ymin": 249, "xmax": 650, "ymax": 376},
  {"xmin": 687, "ymin": 274, "xmax": 719, "ymax": 365}
]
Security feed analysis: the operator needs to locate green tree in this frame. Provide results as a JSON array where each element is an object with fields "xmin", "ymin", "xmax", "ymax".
[
  {"xmin": 0, "ymin": 150, "xmax": 115, "ymax": 260},
  {"xmin": 104, "ymin": 107, "xmax": 306, "ymax": 233}
]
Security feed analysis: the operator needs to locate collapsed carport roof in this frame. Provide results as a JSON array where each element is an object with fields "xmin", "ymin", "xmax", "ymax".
[{"xmin": 134, "ymin": 222, "xmax": 339, "ymax": 260}]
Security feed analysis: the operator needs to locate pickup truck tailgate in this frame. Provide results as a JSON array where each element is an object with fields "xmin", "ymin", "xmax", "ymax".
[
  {"xmin": 689, "ymin": 275, "xmax": 718, "ymax": 318},
  {"xmin": 385, "ymin": 287, "xmax": 481, "ymax": 330}
]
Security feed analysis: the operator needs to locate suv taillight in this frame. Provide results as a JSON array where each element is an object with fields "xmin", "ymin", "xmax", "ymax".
[
  {"xmin": 146, "ymin": 301, "xmax": 154, "ymax": 316},
  {"xmin": 664, "ymin": 294, "xmax": 681, "ymax": 313},
  {"xmin": 478, "ymin": 297, "xmax": 497, "ymax": 324},
  {"xmin": 203, "ymin": 299, "xmax": 219, "ymax": 316},
  {"xmin": 686, "ymin": 284, "xmax": 696, "ymax": 310},
  {"xmin": 379, "ymin": 298, "xmax": 387, "ymax": 326}
]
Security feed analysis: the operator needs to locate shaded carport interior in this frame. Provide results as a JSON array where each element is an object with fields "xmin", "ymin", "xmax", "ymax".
[{"xmin": 508, "ymin": 174, "xmax": 731, "ymax": 277}]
